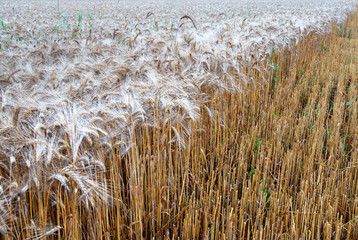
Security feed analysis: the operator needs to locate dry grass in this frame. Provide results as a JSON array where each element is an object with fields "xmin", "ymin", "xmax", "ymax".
[{"xmin": 0, "ymin": 1, "xmax": 358, "ymax": 239}]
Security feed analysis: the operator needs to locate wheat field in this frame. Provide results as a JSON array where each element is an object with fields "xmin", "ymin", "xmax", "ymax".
[{"xmin": 0, "ymin": 0, "xmax": 357, "ymax": 239}]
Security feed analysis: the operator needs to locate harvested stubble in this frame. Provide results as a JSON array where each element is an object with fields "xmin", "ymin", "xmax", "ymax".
[{"xmin": 1, "ymin": 5, "xmax": 358, "ymax": 240}]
